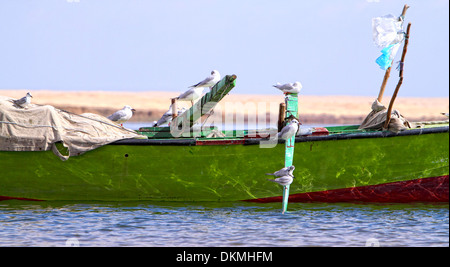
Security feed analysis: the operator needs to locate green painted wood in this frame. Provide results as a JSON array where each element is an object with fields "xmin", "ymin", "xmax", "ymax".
[
  {"xmin": 138, "ymin": 126, "xmax": 219, "ymax": 138},
  {"xmin": 137, "ymin": 75, "xmax": 236, "ymax": 138},
  {"xmin": 282, "ymin": 93, "xmax": 299, "ymax": 213},
  {"xmin": 170, "ymin": 75, "xmax": 237, "ymax": 137},
  {"xmin": 0, "ymin": 129, "xmax": 448, "ymax": 201}
]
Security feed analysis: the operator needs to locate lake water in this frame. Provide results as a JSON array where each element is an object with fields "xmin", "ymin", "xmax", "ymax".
[
  {"xmin": 0, "ymin": 201, "xmax": 448, "ymax": 247},
  {"xmin": 1, "ymin": 122, "xmax": 447, "ymax": 248}
]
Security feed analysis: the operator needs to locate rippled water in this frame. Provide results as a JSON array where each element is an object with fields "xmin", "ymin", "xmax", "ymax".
[{"xmin": 0, "ymin": 201, "xmax": 448, "ymax": 247}]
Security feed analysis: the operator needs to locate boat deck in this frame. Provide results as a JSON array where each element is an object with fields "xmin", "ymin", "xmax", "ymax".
[{"xmin": 111, "ymin": 123, "xmax": 450, "ymax": 146}]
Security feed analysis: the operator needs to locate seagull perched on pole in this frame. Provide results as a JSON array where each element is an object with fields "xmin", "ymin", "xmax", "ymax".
[
  {"xmin": 266, "ymin": 165, "xmax": 295, "ymax": 177},
  {"xmin": 107, "ymin": 105, "xmax": 136, "ymax": 126},
  {"xmin": 277, "ymin": 119, "xmax": 300, "ymax": 140},
  {"xmin": 267, "ymin": 174, "xmax": 294, "ymax": 186},
  {"xmin": 190, "ymin": 70, "xmax": 221, "ymax": 90},
  {"xmin": 13, "ymin": 92, "xmax": 33, "ymax": 108},
  {"xmin": 273, "ymin": 82, "xmax": 302, "ymax": 94}
]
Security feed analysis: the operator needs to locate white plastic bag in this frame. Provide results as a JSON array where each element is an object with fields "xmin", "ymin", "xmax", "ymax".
[{"xmin": 372, "ymin": 14, "xmax": 404, "ymax": 48}]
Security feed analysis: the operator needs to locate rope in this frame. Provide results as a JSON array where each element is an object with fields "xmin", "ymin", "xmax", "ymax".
[{"xmin": 413, "ymin": 120, "xmax": 449, "ymax": 126}]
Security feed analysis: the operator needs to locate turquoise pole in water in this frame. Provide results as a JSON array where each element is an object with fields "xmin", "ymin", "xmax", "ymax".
[{"xmin": 282, "ymin": 93, "xmax": 299, "ymax": 214}]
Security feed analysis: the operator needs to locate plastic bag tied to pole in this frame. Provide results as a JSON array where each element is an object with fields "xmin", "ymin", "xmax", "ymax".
[
  {"xmin": 375, "ymin": 43, "xmax": 401, "ymax": 70},
  {"xmin": 372, "ymin": 14, "xmax": 405, "ymax": 70}
]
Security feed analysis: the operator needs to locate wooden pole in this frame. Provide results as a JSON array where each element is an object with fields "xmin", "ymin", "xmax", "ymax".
[
  {"xmin": 384, "ymin": 22, "xmax": 411, "ymax": 129},
  {"xmin": 401, "ymin": 4, "xmax": 410, "ymax": 18},
  {"xmin": 377, "ymin": 4, "xmax": 409, "ymax": 103},
  {"xmin": 377, "ymin": 67, "xmax": 392, "ymax": 102},
  {"xmin": 281, "ymin": 94, "xmax": 298, "ymax": 214},
  {"xmin": 282, "ymin": 185, "xmax": 289, "ymax": 214},
  {"xmin": 278, "ymin": 103, "xmax": 286, "ymax": 132},
  {"xmin": 171, "ymin": 98, "xmax": 178, "ymax": 120}
]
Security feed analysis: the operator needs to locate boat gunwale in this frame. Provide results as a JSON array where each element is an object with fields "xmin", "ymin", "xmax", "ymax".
[{"xmin": 110, "ymin": 125, "xmax": 449, "ymax": 146}]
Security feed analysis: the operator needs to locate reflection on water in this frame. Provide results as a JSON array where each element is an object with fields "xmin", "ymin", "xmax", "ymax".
[{"xmin": 0, "ymin": 201, "xmax": 448, "ymax": 247}]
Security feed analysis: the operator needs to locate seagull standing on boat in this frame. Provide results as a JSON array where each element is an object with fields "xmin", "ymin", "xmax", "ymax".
[
  {"xmin": 273, "ymin": 82, "xmax": 302, "ymax": 94},
  {"xmin": 173, "ymin": 87, "xmax": 204, "ymax": 107},
  {"xmin": 267, "ymin": 174, "xmax": 294, "ymax": 186},
  {"xmin": 13, "ymin": 92, "xmax": 33, "ymax": 108},
  {"xmin": 266, "ymin": 165, "xmax": 295, "ymax": 177},
  {"xmin": 153, "ymin": 106, "xmax": 187, "ymax": 127},
  {"xmin": 190, "ymin": 70, "xmax": 221, "ymax": 90},
  {"xmin": 277, "ymin": 119, "xmax": 300, "ymax": 140},
  {"xmin": 107, "ymin": 105, "xmax": 136, "ymax": 126}
]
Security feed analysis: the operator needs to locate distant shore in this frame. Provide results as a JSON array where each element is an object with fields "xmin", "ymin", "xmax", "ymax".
[{"xmin": 1, "ymin": 90, "xmax": 448, "ymax": 125}]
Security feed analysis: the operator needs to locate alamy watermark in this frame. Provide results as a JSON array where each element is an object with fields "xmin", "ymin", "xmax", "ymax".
[
  {"xmin": 365, "ymin": 238, "xmax": 380, "ymax": 247},
  {"xmin": 65, "ymin": 238, "xmax": 80, "ymax": 247},
  {"xmin": 168, "ymin": 100, "xmax": 290, "ymax": 148}
]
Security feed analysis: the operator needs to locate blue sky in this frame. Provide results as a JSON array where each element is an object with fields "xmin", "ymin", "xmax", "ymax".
[{"xmin": 0, "ymin": 0, "xmax": 448, "ymax": 97}]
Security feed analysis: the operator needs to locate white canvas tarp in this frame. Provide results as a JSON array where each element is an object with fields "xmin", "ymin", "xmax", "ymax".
[
  {"xmin": 0, "ymin": 95, "xmax": 146, "ymax": 161},
  {"xmin": 358, "ymin": 99, "xmax": 411, "ymax": 133}
]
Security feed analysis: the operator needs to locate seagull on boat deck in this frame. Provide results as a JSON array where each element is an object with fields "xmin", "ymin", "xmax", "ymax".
[
  {"xmin": 273, "ymin": 82, "xmax": 302, "ymax": 94},
  {"xmin": 277, "ymin": 119, "xmax": 300, "ymax": 140},
  {"xmin": 173, "ymin": 87, "xmax": 204, "ymax": 107},
  {"xmin": 153, "ymin": 106, "xmax": 187, "ymax": 127},
  {"xmin": 267, "ymin": 174, "xmax": 294, "ymax": 186},
  {"xmin": 190, "ymin": 70, "xmax": 221, "ymax": 90},
  {"xmin": 266, "ymin": 165, "xmax": 295, "ymax": 177},
  {"xmin": 13, "ymin": 92, "xmax": 33, "ymax": 108},
  {"xmin": 107, "ymin": 105, "xmax": 136, "ymax": 126}
]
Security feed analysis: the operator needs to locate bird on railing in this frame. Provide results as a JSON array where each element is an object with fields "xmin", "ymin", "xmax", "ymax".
[
  {"xmin": 190, "ymin": 70, "xmax": 221, "ymax": 90},
  {"xmin": 173, "ymin": 87, "xmax": 204, "ymax": 107}
]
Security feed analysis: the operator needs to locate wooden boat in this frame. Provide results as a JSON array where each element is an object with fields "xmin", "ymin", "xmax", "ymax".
[
  {"xmin": 1, "ymin": 6, "xmax": 448, "ymax": 203},
  {"xmin": 1, "ymin": 75, "xmax": 448, "ymax": 203}
]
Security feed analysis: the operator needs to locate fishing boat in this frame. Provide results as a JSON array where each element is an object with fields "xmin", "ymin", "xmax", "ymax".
[
  {"xmin": 0, "ymin": 5, "xmax": 448, "ymax": 203},
  {"xmin": 0, "ymin": 73, "xmax": 448, "ymax": 203}
]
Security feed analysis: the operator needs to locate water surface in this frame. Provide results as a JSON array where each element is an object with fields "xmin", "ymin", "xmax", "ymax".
[{"xmin": 0, "ymin": 201, "xmax": 447, "ymax": 247}]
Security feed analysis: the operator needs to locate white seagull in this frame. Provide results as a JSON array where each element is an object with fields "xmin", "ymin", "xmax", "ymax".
[
  {"xmin": 190, "ymin": 70, "xmax": 221, "ymax": 90},
  {"xmin": 277, "ymin": 119, "xmax": 300, "ymax": 140},
  {"xmin": 153, "ymin": 106, "xmax": 187, "ymax": 127},
  {"xmin": 267, "ymin": 175, "xmax": 294, "ymax": 186},
  {"xmin": 107, "ymin": 105, "xmax": 136, "ymax": 126},
  {"xmin": 266, "ymin": 165, "xmax": 295, "ymax": 177},
  {"xmin": 13, "ymin": 92, "xmax": 33, "ymax": 108},
  {"xmin": 273, "ymin": 82, "xmax": 302, "ymax": 94},
  {"xmin": 174, "ymin": 87, "xmax": 204, "ymax": 107}
]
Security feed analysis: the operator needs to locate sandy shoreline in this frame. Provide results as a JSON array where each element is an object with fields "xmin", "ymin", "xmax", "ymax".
[{"xmin": 1, "ymin": 90, "xmax": 448, "ymax": 125}]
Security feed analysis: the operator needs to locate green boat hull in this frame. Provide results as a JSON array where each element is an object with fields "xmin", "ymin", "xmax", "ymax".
[{"xmin": 1, "ymin": 126, "xmax": 448, "ymax": 202}]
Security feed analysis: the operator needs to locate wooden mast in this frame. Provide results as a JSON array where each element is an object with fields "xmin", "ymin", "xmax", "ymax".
[{"xmin": 377, "ymin": 4, "xmax": 409, "ymax": 103}]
